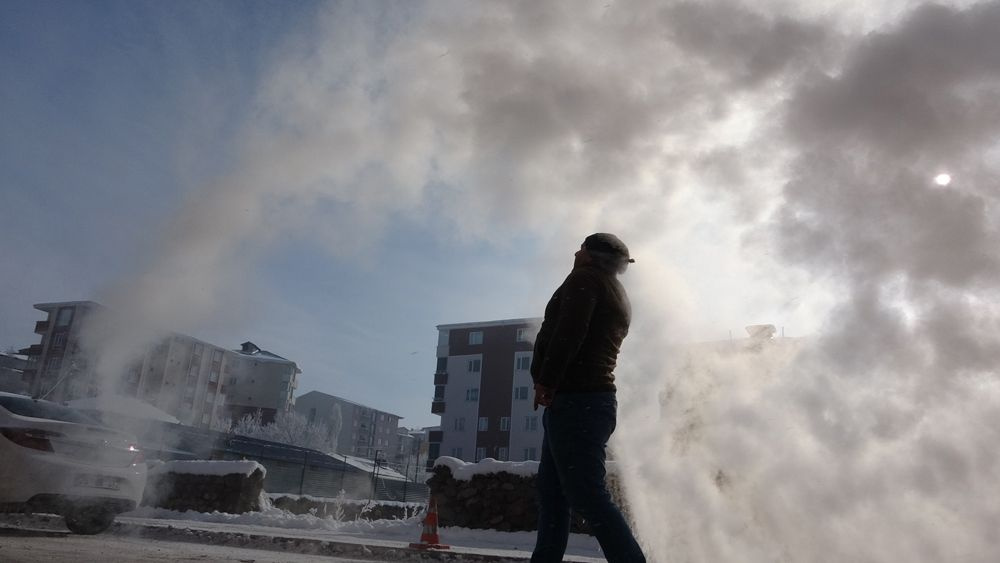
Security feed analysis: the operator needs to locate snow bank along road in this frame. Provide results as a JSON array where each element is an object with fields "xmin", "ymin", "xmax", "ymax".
[
  {"xmin": 0, "ymin": 526, "xmax": 373, "ymax": 563},
  {"xmin": 0, "ymin": 515, "xmax": 606, "ymax": 562}
]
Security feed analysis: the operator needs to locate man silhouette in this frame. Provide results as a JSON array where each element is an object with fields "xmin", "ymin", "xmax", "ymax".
[{"xmin": 530, "ymin": 233, "xmax": 645, "ymax": 563}]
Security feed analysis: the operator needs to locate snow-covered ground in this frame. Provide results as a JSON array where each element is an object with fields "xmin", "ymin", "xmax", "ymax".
[
  {"xmin": 0, "ymin": 530, "xmax": 375, "ymax": 563},
  {"xmin": 265, "ymin": 492, "xmax": 422, "ymax": 509},
  {"xmin": 121, "ymin": 499, "xmax": 604, "ymax": 560}
]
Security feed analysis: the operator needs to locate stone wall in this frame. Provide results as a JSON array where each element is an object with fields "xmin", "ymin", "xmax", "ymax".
[
  {"xmin": 142, "ymin": 461, "xmax": 266, "ymax": 514},
  {"xmin": 426, "ymin": 464, "xmax": 629, "ymax": 533}
]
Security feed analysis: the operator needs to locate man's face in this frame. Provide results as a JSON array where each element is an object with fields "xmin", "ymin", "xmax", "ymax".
[{"xmin": 574, "ymin": 245, "xmax": 592, "ymax": 268}]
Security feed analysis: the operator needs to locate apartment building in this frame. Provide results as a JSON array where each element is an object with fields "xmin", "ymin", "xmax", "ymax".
[
  {"xmin": 428, "ymin": 318, "xmax": 543, "ymax": 467},
  {"xmin": 224, "ymin": 342, "xmax": 300, "ymax": 424},
  {"xmin": 294, "ymin": 390, "xmax": 402, "ymax": 460},
  {"xmin": 395, "ymin": 426, "xmax": 435, "ymax": 478},
  {"xmin": 19, "ymin": 301, "xmax": 299, "ymax": 427}
]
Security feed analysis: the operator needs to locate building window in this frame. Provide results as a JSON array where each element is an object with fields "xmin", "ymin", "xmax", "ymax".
[
  {"xmin": 55, "ymin": 307, "xmax": 74, "ymax": 327},
  {"xmin": 45, "ymin": 357, "xmax": 62, "ymax": 371},
  {"xmin": 466, "ymin": 388, "xmax": 479, "ymax": 401},
  {"xmin": 212, "ymin": 349, "xmax": 223, "ymax": 363},
  {"xmin": 202, "ymin": 413, "xmax": 210, "ymax": 425},
  {"xmin": 434, "ymin": 385, "xmax": 445, "ymax": 400},
  {"xmin": 524, "ymin": 447, "xmax": 537, "ymax": 461},
  {"xmin": 500, "ymin": 417, "xmax": 510, "ymax": 431},
  {"xmin": 524, "ymin": 416, "xmax": 538, "ymax": 431},
  {"xmin": 454, "ymin": 417, "xmax": 465, "ymax": 431},
  {"xmin": 436, "ymin": 357, "xmax": 447, "ymax": 373},
  {"xmin": 516, "ymin": 328, "xmax": 529, "ymax": 342},
  {"xmin": 308, "ymin": 408, "xmax": 316, "ymax": 423},
  {"xmin": 498, "ymin": 447, "xmax": 509, "ymax": 461},
  {"xmin": 478, "ymin": 417, "xmax": 489, "ymax": 431},
  {"xmin": 51, "ymin": 333, "xmax": 67, "ymax": 348},
  {"xmin": 451, "ymin": 447, "xmax": 463, "ymax": 458},
  {"xmin": 467, "ymin": 359, "xmax": 481, "ymax": 373},
  {"xmin": 476, "ymin": 447, "xmax": 486, "ymax": 461},
  {"xmin": 468, "ymin": 331, "xmax": 483, "ymax": 345},
  {"xmin": 515, "ymin": 356, "xmax": 531, "ymax": 371},
  {"xmin": 514, "ymin": 386, "xmax": 529, "ymax": 400}
]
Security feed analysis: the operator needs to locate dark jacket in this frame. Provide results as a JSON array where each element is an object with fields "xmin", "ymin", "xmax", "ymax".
[{"xmin": 530, "ymin": 264, "xmax": 631, "ymax": 393}]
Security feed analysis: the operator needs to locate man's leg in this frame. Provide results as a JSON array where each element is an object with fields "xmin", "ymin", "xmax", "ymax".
[
  {"xmin": 548, "ymin": 393, "xmax": 645, "ymax": 563},
  {"xmin": 531, "ymin": 407, "xmax": 572, "ymax": 563}
]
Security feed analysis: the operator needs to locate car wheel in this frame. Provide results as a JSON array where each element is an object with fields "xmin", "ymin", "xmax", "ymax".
[{"xmin": 64, "ymin": 505, "xmax": 116, "ymax": 535}]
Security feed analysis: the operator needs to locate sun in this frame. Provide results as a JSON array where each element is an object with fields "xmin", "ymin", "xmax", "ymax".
[{"xmin": 933, "ymin": 173, "xmax": 952, "ymax": 186}]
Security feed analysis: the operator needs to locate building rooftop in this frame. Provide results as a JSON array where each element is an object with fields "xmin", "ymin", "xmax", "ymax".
[
  {"xmin": 33, "ymin": 300, "xmax": 102, "ymax": 312},
  {"xmin": 436, "ymin": 317, "xmax": 541, "ymax": 330},
  {"xmin": 234, "ymin": 341, "xmax": 299, "ymax": 371}
]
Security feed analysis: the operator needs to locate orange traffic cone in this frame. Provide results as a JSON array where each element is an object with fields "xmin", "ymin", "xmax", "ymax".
[{"xmin": 409, "ymin": 496, "xmax": 450, "ymax": 550}]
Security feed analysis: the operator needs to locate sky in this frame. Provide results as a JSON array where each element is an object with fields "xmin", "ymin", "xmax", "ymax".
[
  {"xmin": 3, "ymin": 1, "xmax": 1000, "ymax": 561},
  {"xmin": 0, "ymin": 0, "xmax": 825, "ymax": 428}
]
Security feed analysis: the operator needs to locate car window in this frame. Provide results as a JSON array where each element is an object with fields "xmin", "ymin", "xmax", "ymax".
[{"xmin": 0, "ymin": 396, "xmax": 101, "ymax": 425}]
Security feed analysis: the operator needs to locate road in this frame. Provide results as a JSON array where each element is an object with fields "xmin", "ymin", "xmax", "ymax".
[{"xmin": 0, "ymin": 527, "xmax": 376, "ymax": 563}]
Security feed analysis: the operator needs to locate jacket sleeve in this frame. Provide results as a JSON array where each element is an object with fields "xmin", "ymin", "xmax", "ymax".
[
  {"xmin": 533, "ymin": 270, "xmax": 600, "ymax": 389},
  {"xmin": 530, "ymin": 327, "xmax": 547, "ymax": 384}
]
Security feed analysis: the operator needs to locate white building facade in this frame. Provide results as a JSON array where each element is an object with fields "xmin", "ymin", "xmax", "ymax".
[
  {"xmin": 429, "ymin": 318, "xmax": 543, "ymax": 468},
  {"xmin": 294, "ymin": 390, "xmax": 401, "ymax": 460},
  {"xmin": 20, "ymin": 301, "xmax": 299, "ymax": 427}
]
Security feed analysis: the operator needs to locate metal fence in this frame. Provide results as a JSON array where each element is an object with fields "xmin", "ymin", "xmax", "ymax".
[{"xmin": 135, "ymin": 420, "xmax": 429, "ymax": 503}]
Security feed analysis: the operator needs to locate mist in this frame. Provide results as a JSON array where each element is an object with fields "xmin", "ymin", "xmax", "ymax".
[{"xmin": 70, "ymin": 1, "xmax": 1000, "ymax": 561}]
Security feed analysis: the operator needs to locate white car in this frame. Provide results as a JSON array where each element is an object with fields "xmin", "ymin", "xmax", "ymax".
[{"xmin": 0, "ymin": 392, "xmax": 146, "ymax": 534}]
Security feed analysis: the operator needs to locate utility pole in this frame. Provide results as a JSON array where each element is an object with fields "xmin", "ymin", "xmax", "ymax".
[{"xmin": 370, "ymin": 450, "xmax": 383, "ymax": 501}]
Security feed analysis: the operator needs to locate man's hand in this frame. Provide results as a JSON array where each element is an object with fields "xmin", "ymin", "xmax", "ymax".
[{"xmin": 533, "ymin": 384, "xmax": 555, "ymax": 410}]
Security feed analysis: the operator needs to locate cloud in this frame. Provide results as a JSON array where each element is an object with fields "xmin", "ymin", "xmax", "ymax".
[{"xmin": 774, "ymin": 1, "xmax": 1000, "ymax": 376}]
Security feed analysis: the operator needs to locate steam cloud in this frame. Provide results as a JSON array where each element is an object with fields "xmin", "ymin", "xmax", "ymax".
[{"xmin": 82, "ymin": 1, "xmax": 1000, "ymax": 561}]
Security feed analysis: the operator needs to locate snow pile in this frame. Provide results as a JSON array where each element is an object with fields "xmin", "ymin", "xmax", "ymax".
[
  {"xmin": 148, "ymin": 459, "xmax": 266, "ymax": 477},
  {"xmin": 126, "ymin": 502, "xmax": 410, "ymax": 533},
  {"xmin": 434, "ymin": 456, "xmax": 540, "ymax": 480},
  {"xmin": 264, "ymin": 493, "xmax": 420, "ymax": 508},
  {"xmin": 67, "ymin": 394, "xmax": 180, "ymax": 423}
]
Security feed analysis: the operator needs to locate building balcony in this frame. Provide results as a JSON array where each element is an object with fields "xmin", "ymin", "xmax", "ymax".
[
  {"xmin": 428, "ymin": 430, "xmax": 443, "ymax": 442},
  {"xmin": 434, "ymin": 372, "xmax": 448, "ymax": 385},
  {"xmin": 431, "ymin": 400, "xmax": 445, "ymax": 414},
  {"xmin": 19, "ymin": 344, "xmax": 42, "ymax": 357},
  {"xmin": 34, "ymin": 321, "xmax": 50, "ymax": 335}
]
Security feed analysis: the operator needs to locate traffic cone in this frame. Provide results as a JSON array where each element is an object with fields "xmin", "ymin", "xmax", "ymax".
[{"xmin": 409, "ymin": 496, "xmax": 450, "ymax": 550}]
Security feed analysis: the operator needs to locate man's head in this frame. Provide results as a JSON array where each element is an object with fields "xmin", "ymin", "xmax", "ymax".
[{"xmin": 577, "ymin": 233, "xmax": 635, "ymax": 274}]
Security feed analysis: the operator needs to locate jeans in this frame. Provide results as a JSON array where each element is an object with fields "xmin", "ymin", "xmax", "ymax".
[{"xmin": 531, "ymin": 392, "xmax": 646, "ymax": 563}]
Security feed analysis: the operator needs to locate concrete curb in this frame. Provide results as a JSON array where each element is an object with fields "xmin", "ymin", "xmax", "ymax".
[{"xmin": 109, "ymin": 519, "xmax": 562, "ymax": 562}]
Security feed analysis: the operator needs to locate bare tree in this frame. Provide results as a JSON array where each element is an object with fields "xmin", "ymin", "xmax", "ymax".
[{"xmin": 230, "ymin": 409, "xmax": 337, "ymax": 453}]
